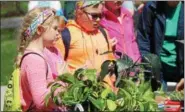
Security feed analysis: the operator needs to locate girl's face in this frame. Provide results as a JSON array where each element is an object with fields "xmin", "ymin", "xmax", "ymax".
[{"xmin": 42, "ymin": 20, "xmax": 60, "ymax": 47}]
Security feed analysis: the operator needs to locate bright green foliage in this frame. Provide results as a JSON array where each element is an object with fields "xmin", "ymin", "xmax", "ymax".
[
  {"xmin": 1, "ymin": 28, "xmax": 17, "ymax": 85},
  {"xmin": 45, "ymin": 68, "xmax": 118, "ymax": 111},
  {"xmin": 45, "ymin": 68, "xmax": 158, "ymax": 111},
  {"xmin": 116, "ymin": 79, "xmax": 158, "ymax": 111},
  {"xmin": 45, "ymin": 53, "xmax": 160, "ymax": 111},
  {"xmin": 107, "ymin": 99, "xmax": 117, "ymax": 111},
  {"xmin": 169, "ymin": 91, "xmax": 184, "ymax": 101}
]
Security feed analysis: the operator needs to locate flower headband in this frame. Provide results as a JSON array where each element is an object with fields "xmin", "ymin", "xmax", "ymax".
[{"xmin": 24, "ymin": 9, "xmax": 54, "ymax": 37}]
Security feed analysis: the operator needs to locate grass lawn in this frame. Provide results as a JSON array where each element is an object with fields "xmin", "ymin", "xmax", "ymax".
[
  {"xmin": 1, "ymin": 28, "xmax": 18, "ymax": 85},
  {"xmin": 1, "ymin": 1, "xmax": 65, "ymax": 18},
  {"xmin": 1, "ymin": 1, "xmax": 28, "ymax": 18}
]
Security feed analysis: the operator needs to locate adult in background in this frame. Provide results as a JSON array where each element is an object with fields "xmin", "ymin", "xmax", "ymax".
[
  {"xmin": 28, "ymin": 1, "xmax": 67, "ymax": 21},
  {"xmin": 55, "ymin": 1, "xmax": 116, "ymax": 73},
  {"xmin": 137, "ymin": 1, "xmax": 184, "ymax": 91},
  {"xmin": 63, "ymin": 1, "xmax": 77, "ymax": 20},
  {"xmin": 100, "ymin": 1, "xmax": 141, "ymax": 62}
]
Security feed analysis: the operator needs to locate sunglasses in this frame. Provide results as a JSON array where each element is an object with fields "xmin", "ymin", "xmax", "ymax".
[{"xmin": 85, "ymin": 11, "xmax": 102, "ymax": 20}]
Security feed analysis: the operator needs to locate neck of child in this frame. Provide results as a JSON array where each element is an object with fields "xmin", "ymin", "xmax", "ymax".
[{"xmin": 26, "ymin": 37, "xmax": 44, "ymax": 54}]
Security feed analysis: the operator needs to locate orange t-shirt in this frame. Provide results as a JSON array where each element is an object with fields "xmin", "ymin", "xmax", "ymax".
[{"xmin": 55, "ymin": 20, "xmax": 115, "ymax": 73}]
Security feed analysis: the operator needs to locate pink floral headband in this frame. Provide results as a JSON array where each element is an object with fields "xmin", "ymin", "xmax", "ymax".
[{"xmin": 24, "ymin": 9, "xmax": 54, "ymax": 37}]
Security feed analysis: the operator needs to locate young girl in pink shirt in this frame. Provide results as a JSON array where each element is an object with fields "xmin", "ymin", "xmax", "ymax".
[{"xmin": 16, "ymin": 7, "xmax": 67, "ymax": 111}]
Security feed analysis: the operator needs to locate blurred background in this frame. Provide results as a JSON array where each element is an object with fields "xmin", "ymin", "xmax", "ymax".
[{"xmin": 1, "ymin": 1, "xmax": 28, "ymax": 86}]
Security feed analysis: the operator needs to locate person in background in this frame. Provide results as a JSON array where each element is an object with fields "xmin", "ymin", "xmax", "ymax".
[
  {"xmin": 17, "ymin": 7, "xmax": 67, "ymax": 111},
  {"xmin": 122, "ymin": 1, "xmax": 135, "ymax": 16},
  {"xmin": 63, "ymin": 1, "xmax": 77, "ymax": 20},
  {"xmin": 100, "ymin": 1, "xmax": 141, "ymax": 62},
  {"xmin": 122, "ymin": 1, "xmax": 146, "ymax": 32},
  {"xmin": 122, "ymin": 1, "xmax": 146, "ymax": 15},
  {"xmin": 137, "ymin": 1, "xmax": 184, "ymax": 91},
  {"xmin": 55, "ymin": 1, "xmax": 116, "ymax": 73},
  {"xmin": 176, "ymin": 78, "xmax": 184, "ymax": 91},
  {"xmin": 28, "ymin": 1, "xmax": 67, "ymax": 21},
  {"xmin": 28, "ymin": 1, "xmax": 61, "ymax": 12}
]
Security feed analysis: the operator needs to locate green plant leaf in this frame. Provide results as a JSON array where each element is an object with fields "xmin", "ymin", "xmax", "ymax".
[
  {"xmin": 101, "ymin": 88, "xmax": 112, "ymax": 99},
  {"xmin": 107, "ymin": 99, "xmax": 117, "ymax": 111},
  {"xmin": 138, "ymin": 102, "xmax": 144, "ymax": 111},
  {"xmin": 74, "ymin": 68, "xmax": 85, "ymax": 79},
  {"xmin": 56, "ymin": 73, "xmax": 76, "ymax": 84},
  {"xmin": 44, "ymin": 93, "xmax": 51, "ymax": 107},
  {"xmin": 88, "ymin": 96, "xmax": 105, "ymax": 110},
  {"xmin": 107, "ymin": 92, "xmax": 117, "ymax": 101},
  {"xmin": 92, "ymin": 91, "xmax": 99, "ymax": 98},
  {"xmin": 100, "ymin": 60, "xmax": 112, "ymax": 80},
  {"xmin": 116, "ymin": 98, "xmax": 124, "ymax": 106},
  {"xmin": 169, "ymin": 91, "xmax": 184, "ymax": 101},
  {"xmin": 84, "ymin": 69, "xmax": 97, "ymax": 82},
  {"xmin": 73, "ymin": 87, "xmax": 80, "ymax": 101},
  {"xmin": 50, "ymin": 83, "xmax": 63, "ymax": 98},
  {"xmin": 116, "ymin": 54, "xmax": 133, "ymax": 73},
  {"xmin": 115, "ymin": 55, "xmax": 134, "ymax": 86},
  {"xmin": 142, "ymin": 53, "xmax": 161, "ymax": 81}
]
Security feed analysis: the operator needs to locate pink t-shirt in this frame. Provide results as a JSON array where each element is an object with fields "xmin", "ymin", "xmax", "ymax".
[
  {"xmin": 20, "ymin": 50, "xmax": 66, "ymax": 111},
  {"xmin": 43, "ymin": 47, "xmax": 64, "ymax": 79},
  {"xmin": 100, "ymin": 7, "xmax": 141, "ymax": 62}
]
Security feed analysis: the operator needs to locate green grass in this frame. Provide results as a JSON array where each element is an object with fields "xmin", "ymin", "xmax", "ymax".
[
  {"xmin": 1, "ymin": 1, "xmax": 28, "ymax": 18},
  {"xmin": 1, "ymin": 28, "xmax": 18, "ymax": 85},
  {"xmin": 1, "ymin": 1, "xmax": 67, "ymax": 18}
]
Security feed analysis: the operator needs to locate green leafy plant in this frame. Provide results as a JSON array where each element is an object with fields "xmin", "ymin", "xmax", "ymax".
[
  {"xmin": 169, "ymin": 90, "xmax": 184, "ymax": 101},
  {"xmin": 45, "ymin": 53, "xmax": 160, "ymax": 111},
  {"xmin": 45, "ymin": 68, "xmax": 118, "ymax": 111},
  {"xmin": 116, "ymin": 77, "xmax": 158, "ymax": 111}
]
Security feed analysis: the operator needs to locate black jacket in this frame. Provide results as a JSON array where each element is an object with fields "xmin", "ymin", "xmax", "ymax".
[{"xmin": 137, "ymin": 1, "xmax": 184, "ymax": 78}]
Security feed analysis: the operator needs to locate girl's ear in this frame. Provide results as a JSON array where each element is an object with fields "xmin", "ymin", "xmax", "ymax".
[{"xmin": 36, "ymin": 25, "xmax": 45, "ymax": 36}]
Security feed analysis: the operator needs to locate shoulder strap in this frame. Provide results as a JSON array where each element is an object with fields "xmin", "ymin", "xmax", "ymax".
[
  {"xmin": 61, "ymin": 27, "xmax": 71, "ymax": 61},
  {"xmin": 98, "ymin": 26, "xmax": 110, "ymax": 50},
  {"xmin": 19, "ymin": 52, "xmax": 48, "ymax": 79}
]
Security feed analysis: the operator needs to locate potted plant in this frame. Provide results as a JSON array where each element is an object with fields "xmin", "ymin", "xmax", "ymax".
[{"xmin": 45, "ymin": 53, "xmax": 160, "ymax": 111}]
